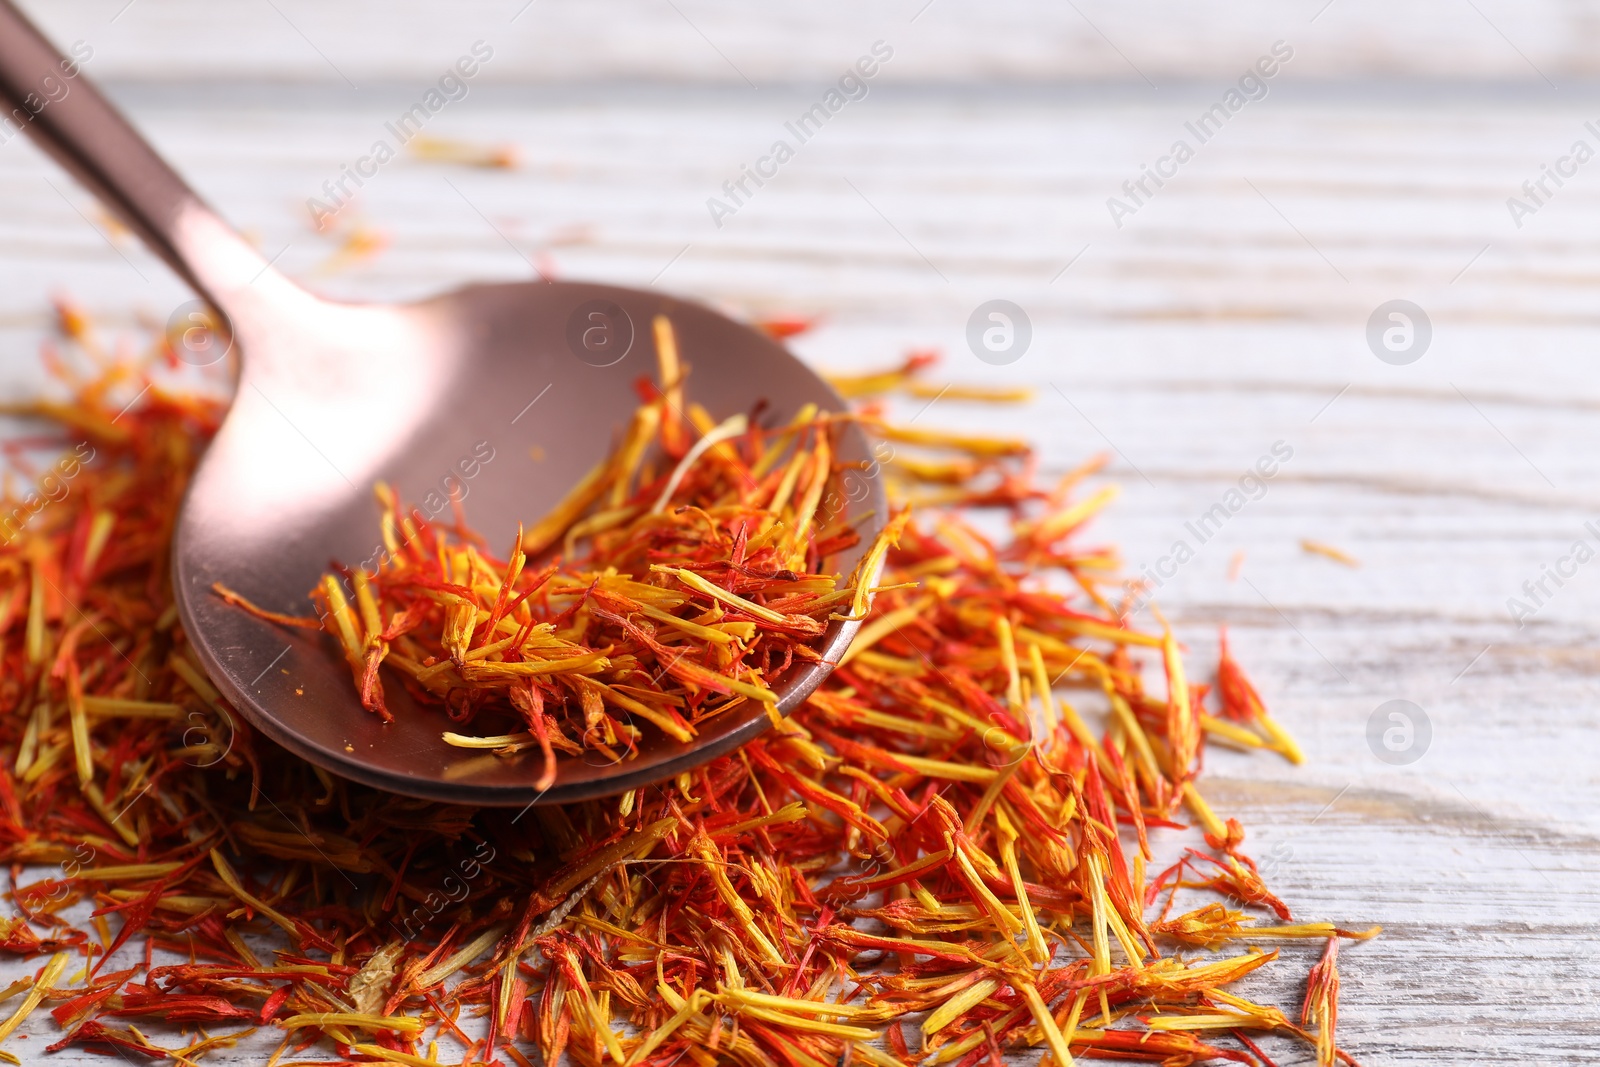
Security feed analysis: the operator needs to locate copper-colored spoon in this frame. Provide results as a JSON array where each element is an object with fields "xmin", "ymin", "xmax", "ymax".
[{"xmin": 0, "ymin": 3, "xmax": 885, "ymax": 806}]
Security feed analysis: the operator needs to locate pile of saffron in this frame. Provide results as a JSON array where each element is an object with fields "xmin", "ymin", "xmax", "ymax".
[
  {"xmin": 223, "ymin": 316, "xmax": 905, "ymax": 790},
  {"xmin": 0, "ymin": 302, "xmax": 1377, "ymax": 1067}
]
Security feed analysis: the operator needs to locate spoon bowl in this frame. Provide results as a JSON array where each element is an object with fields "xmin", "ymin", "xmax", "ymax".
[
  {"xmin": 0, "ymin": 3, "xmax": 885, "ymax": 805},
  {"xmin": 174, "ymin": 280, "xmax": 885, "ymax": 805}
]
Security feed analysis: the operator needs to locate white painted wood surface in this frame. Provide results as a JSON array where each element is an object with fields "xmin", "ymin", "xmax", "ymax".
[{"xmin": 4, "ymin": 2, "xmax": 1600, "ymax": 1063}]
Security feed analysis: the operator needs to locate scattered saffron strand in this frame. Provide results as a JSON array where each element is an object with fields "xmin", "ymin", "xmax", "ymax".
[
  {"xmin": 1300, "ymin": 539, "xmax": 1360, "ymax": 568},
  {"xmin": 1302, "ymin": 936, "xmax": 1343, "ymax": 1067},
  {"xmin": 407, "ymin": 134, "xmax": 519, "ymax": 170},
  {"xmin": 1217, "ymin": 628, "xmax": 1305, "ymax": 765},
  {"xmin": 0, "ymin": 309, "xmax": 1377, "ymax": 1067}
]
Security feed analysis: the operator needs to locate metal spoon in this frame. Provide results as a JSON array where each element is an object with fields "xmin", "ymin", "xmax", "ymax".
[{"xmin": 0, "ymin": 3, "xmax": 885, "ymax": 806}]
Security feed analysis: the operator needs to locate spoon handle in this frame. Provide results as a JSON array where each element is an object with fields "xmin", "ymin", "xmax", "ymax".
[{"xmin": 0, "ymin": 1, "xmax": 292, "ymax": 317}]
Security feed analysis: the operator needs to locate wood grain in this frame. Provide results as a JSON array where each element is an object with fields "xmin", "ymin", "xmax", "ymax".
[{"xmin": 3, "ymin": 17, "xmax": 1600, "ymax": 1064}]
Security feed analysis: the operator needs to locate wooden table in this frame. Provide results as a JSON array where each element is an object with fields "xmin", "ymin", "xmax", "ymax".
[{"xmin": 3, "ymin": 2, "xmax": 1599, "ymax": 1063}]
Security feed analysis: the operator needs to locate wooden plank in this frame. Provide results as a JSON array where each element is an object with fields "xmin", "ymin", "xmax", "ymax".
[{"xmin": 15, "ymin": 0, "xmax": 1600, "ymax": 84}]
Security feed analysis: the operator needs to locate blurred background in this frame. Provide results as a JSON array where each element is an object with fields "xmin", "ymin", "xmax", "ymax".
[{"xmin": 5, "ymin": 1, "xmax": 1600, "ymax": 1061}]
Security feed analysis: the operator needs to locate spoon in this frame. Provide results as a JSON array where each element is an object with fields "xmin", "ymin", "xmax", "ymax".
[{"xmin": 0, "ymin": 3, "xmax": 886, "ymax": 806}]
